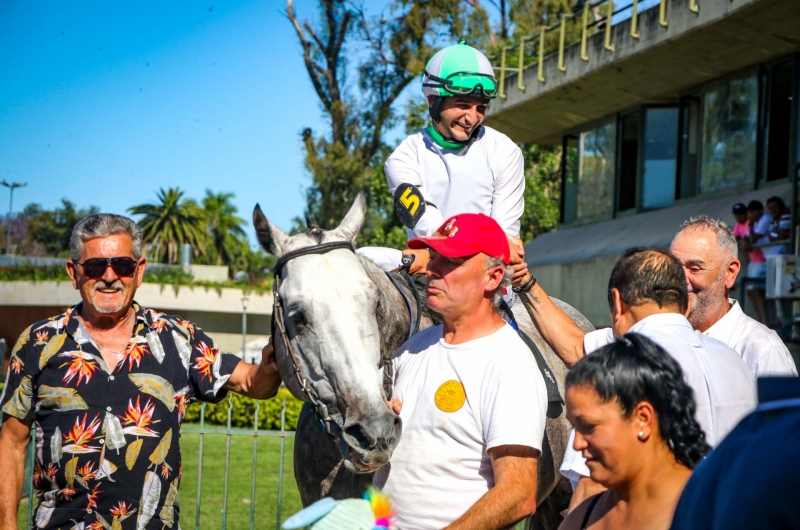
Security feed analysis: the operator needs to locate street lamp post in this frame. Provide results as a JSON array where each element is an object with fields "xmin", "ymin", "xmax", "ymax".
[
  {"xmin": 241, "ymin": 297, "xmax": 249, "ymax": 362},
  {"xmin": 0, "ymin": 180, "xmax": 27, "ymax": 255}
]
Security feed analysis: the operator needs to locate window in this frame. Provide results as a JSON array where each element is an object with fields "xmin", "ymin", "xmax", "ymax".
[
  {"xmin": 678, "ymin": 95, "xmax": 701, "ymax": 198},
  {"xmin": 700, "ymin": 71, "xmax": 758, "ymax": 192},
  {"xmin": 618, "ymin": 112, "xmax": 640, "ymax": 212},
  {"xmin": 562, "ymin": 136, "xmax": 579, "ymax": 224},
  {"xmin": 642, "ymin": 107, "xmax": 678, "ymax": 209},
  {"xmin": 561, "ymin": 120, "xmax": 617, "ymax": 225},
  {"xmin": 576, "ymin": 118, "xmax": 616, "ymax": 222},
  {"xmin": 762, "ymin": 60, "xmax": 794, "ymax": 182}
]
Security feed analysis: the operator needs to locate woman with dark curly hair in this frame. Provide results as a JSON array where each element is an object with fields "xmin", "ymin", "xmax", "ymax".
[{"xmin": 559, "ymin": 333, "xmax": 711, "ymax": 530}]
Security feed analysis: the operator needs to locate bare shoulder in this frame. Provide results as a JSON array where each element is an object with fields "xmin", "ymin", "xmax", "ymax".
[{"xmin": 559, "ymin": 494, "xmax": 600, "ymax": 530}]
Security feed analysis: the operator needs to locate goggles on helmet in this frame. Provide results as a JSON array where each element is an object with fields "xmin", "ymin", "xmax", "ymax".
[{"xmin": 423, "ymin": 70, "xmax": 498, "ymax": 99}]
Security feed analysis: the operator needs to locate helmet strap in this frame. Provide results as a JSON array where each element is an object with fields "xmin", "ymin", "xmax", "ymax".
[
  {"xmin": 426, "ymin": 123, "xmax": 480, "ymax": 151},
  {"xmin": 428, "ymin": 96, "xmax": 443, "ymax": 123}
]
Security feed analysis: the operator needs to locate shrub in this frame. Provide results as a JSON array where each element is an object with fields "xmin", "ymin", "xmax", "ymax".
[
  {"xmin": 0, "ymin": 265, "xmax": 69, "ymax": 282},
  {"xmin": 0, "ymin": 383, "xmax": 302, "ymax": 431},
  {"xmin": 183, "ymin": 388, "xmax": 303, "ymax": 431},
  {"xmin": 143, "ymin": 266, "xmax": 194, "ymax": 285}
]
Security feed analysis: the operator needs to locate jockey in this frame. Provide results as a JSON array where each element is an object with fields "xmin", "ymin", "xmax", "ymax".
[{"xmin": 358, "ymin": 41, "xmax": 529, "ymax": 284}]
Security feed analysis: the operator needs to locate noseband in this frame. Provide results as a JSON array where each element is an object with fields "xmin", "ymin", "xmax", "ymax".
[{"xmin": 272, "ymin": 240, "xmax": 419, "ymax": 437}]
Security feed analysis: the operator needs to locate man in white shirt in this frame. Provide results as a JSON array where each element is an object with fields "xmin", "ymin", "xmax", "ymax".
[
  {"xmin": 374, "ymin": 213, "xmax": 546, "ymax": 530},
  {"xmin": 358, "ymin": 42, "xmax": 528, "ymax": 284},
  {"xmin": 515, "ymin": 247, "xmax": 757, "ymax": 508},
  {"xmin": 670, "ymin": 216, "xmax": 797, "ymax": 377}
]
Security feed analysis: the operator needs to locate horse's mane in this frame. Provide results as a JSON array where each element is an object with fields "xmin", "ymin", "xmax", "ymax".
[
  {"xmin": 350, "ymin": 256, "xmax": 440, "ymax": 366},
  {"xmin": 357, "ymin": 254, "xmax": 441, "ymax": 326}
]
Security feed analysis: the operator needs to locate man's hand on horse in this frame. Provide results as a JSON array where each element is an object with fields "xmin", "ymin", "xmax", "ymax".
[
  {"xmin": 260, "ymin": 336, "xmax": 279, "ymax": 375},
  {"xmin": 506, "ymin": 234, "xmax": 529, "ymax": 285},
  {"xmin": 389, "ymin": 398, "xmax": 403, "ymax": 415},
  {"xmin": 401, "ymin": 248, "xmax": 431, "ymax": 275}
]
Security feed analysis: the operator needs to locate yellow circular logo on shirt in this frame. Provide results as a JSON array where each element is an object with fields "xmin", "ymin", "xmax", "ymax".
[{"xmin": 434, "ymin": 380, "xmax": 466, "ymax": 413}]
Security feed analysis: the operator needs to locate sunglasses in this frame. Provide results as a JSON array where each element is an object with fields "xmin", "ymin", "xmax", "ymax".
[{"xmin": 76, "ymin": 257, "xmax": 139, "ymax": 279}]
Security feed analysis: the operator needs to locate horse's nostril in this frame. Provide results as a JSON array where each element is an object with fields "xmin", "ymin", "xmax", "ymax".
[{"xmin": 344, "ymin": 424, "xmax": 374, "ymax": 450}]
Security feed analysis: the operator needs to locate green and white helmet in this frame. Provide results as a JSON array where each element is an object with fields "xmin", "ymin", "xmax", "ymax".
[{"xmin": 422, "ymin": 41, "xmax": 498, "ymax": 100}]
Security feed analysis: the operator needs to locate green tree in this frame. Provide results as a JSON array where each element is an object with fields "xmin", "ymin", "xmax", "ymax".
[
  {"xmin": 22, "ymin": 199, "xmax": 100, "ymax": 257},
  {"xmin": 519, "ymin": 144, "xmax": 561, "ymax": 241},
  {"xmin": 287, "ymin": 0, "xmax": 471, "ymax": 238},
  {"xmin": 202, "ymin": 190, "xmax": 247, "ymax": 268},
  {"xmin": 128, "ymin": 188, "xmax": 208, "ymax": 264},
  {"xmin": 234, "ymin": 246, "xmax": 277, "ymax": 287}
]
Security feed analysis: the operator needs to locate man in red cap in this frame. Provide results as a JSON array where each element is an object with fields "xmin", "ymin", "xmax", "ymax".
[{"xmin": 373, "ymin": 213, "xmax": 547, "ymax": 530}]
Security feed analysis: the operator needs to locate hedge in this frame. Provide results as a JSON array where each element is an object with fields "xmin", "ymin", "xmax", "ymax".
[
  {"xmin": 183, "ymin": 387, "xmax": 303, "ymax": 431},
  {"xmin": 0, "ymin": 383, "xmax": 303, "ymax": 432}
]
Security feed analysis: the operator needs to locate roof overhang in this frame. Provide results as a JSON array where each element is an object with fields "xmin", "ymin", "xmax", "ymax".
[
  {"xmin": 525, "ymin": 183, "xmax": 791, "ymax": 267},
  {"xmin": 485, "ymin": 0, "xmax": 800, "ymax": 145}
]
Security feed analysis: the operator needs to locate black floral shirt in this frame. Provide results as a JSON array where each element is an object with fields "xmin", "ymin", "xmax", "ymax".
[{"xmin": 0, "ymin": 302, "xmax": 241, "ymax": 530}]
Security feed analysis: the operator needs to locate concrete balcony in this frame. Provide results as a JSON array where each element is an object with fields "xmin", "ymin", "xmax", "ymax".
[{"xmin": 486, "ymin": 0, "xmax": 800, "ymax": 144}]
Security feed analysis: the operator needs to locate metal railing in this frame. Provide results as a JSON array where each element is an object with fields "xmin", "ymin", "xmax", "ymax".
[
  {"xmin": 15, "ymin": 397, "xmax": 295, "ymax": 530},
  {"xmin": 490, "ymin": 0, "xmax": 702, "ymax": 98}
]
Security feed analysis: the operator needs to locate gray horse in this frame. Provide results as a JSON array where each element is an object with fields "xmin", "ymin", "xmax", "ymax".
[{"xmin": 254, "ymin": 195, "xmax": 594, "ymax": 529}]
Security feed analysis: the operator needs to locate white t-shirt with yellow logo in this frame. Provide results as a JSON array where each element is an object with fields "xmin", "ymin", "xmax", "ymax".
[{"xmin": 373, "ymin": 324, "xmax": 547, "ymax": 530}]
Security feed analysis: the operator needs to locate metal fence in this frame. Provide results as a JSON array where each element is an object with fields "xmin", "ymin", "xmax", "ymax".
[
  {"xmin": 18, "ymin": 398, "xmax": 295, "ymax": 530},
  {"xmin": 14, "ymin": 401, "xmax": 555, "ymax": 530}
]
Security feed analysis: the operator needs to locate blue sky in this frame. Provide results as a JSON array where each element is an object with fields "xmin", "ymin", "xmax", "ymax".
[
  {"xmin": 0, "ymin": 0, "xmax": 658, "ymax": 248},
  {"xmin": 0, "ymin": 0, "xmax": 399, "ymax": 245}
]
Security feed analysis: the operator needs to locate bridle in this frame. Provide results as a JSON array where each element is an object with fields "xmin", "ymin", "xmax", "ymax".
[{"xmin": 271, "ymin": 240, "xmax": 422, "ymax": 436}]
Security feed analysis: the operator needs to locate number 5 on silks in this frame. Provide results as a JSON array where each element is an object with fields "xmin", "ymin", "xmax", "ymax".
[{"xmin": 393, "ymin": 183, "xmax": 428, "ymax": 229}]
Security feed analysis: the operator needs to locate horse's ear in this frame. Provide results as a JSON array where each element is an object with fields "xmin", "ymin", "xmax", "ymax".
[
  {"xmin": 253, "ymin": 204, "xmax": 289, "ymax": 258},
  {"xmin": 335, "ymin": 193, "xmax": 366, "ymax": 246}
]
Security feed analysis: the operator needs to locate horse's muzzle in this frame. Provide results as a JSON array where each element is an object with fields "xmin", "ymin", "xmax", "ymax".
[{"xmin": 340, "ymin": 414, "xmax": 402, "ymax": 473}]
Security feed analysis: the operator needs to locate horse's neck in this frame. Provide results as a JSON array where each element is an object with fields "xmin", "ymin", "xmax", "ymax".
[{"xmin": 358, "ymin": 257, "xmax": 434, "ymax": 356}]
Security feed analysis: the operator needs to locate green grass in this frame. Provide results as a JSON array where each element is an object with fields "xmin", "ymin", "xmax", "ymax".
[{"xmin": 18, "ymin": 430, "xmax": 302, "ymax": 530}]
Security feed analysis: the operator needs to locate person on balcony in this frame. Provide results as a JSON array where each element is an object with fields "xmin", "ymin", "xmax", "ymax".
[
  {"xmin": 744, "ymin": 200, "xmax": 770, "ymax": 324},
  {"xmin": 765, "ymin": 196, "xmax": 793, "ymax": 329},
  {"xmin": 765, "ymin": 196, "xmax": 791, "ymax": 254},
  {"xmin": 357, "ymin": 42, "xmax": 528, "ymax": 286},
  {"xmin": 0, "ymin": 214, "xmax": 281, "ymax": 530}
]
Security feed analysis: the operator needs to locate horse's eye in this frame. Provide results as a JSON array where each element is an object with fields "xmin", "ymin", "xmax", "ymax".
[{"xmin": 289, "ymin": 310, "xmax": 306, "ymax": 327}]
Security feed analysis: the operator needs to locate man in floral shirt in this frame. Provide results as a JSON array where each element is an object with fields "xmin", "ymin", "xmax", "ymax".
[{"xmin": 0, "ymin": 214, "xmax": 281, "ymax": 530}]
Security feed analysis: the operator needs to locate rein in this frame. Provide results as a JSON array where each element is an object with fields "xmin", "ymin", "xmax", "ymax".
[
  {"xmin": 272, "ymin": 240, "xmax": 421, "ymax": 436},
  {"xmin": 382, "ymin": 270, "xmax": 423, "ymax": 398}
]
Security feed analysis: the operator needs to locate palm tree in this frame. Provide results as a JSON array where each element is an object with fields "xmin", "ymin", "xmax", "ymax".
[
  {"xmin": 202, "ymin": 190, "xmax": 247, "ymax": 267},
  {"xmin": 128, "ymin": 187, "xmax": 209, "ymax": 264}
]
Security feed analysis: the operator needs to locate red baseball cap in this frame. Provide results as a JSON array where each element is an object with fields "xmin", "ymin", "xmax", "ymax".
[{"xmin": 408, "ymin": 213, "xmax": 511, "ymax": 265}]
